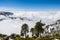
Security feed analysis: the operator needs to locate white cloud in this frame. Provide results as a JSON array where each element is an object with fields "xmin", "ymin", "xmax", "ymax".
[
  {"xmin": 0, "ymin": 7, "xmax": 60, "ymax": 36},
  {"xmin": 0, "ymin": 7, "xmax": 59, "ymax": 20}
]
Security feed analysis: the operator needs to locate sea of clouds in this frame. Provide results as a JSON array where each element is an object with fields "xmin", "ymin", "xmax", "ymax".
[{"xmin": 0, "ymin": 7, "xmax": 60, "ymax": 37}]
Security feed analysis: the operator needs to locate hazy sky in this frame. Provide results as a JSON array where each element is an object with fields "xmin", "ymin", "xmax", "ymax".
[{"xmin": 0, "ymin": 0, "xmax": 60, "ymax": 10}]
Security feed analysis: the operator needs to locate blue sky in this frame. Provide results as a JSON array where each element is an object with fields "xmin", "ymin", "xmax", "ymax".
[{"xmin": 0, "ymin": 0, "xmax": 60, "ymax": 10}]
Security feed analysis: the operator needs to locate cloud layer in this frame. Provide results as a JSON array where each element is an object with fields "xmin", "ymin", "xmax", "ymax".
[{"xmin": 0, "ymin": 8, "xmax": 60, "ymax": 36}]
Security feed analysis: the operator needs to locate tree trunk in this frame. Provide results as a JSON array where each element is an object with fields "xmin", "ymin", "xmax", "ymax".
[
  {"xmin": 32, "ymin": 34, "xmax": 33, "ymax": 37},
  {"xmin": 39, "ymin": 33, "xmax": 41, "ymax": 37},
  {"xmin": 25, "ymin": 32, "xmax": 26, "ymax": 38}
]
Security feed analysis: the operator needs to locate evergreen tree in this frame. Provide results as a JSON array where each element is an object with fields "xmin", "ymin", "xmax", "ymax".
[
  {"xmin": 30, "ymin": 28, "xmax": 35, "ymax": 37},
  {"xmin": 21, "ymin": 23, "xmax": 29, "ymax": 38},
  {"xmin": 34, "ymin": 20, "xmax": 45, "ymax": 37}
]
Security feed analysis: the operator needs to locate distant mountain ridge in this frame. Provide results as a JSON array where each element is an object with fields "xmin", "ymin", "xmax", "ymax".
[
  {"xmin": 0, "ymin": 11, "xmax": 32, "ymax": 21},
  {"xmin": 0, "ymin": 12, "xmax": 13, "ymax": 16}
]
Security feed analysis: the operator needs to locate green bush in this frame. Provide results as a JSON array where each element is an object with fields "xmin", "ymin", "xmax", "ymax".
[
  {"xmin": 15, "ymin": 38, "xmax": 35, "ymax": 40},
  {"xmin": 35, "ymin": 37, "xmax": 54, "ymax": 40},
  {"xmin": 25, "ymin": 38, "xmax": 34, "ymax": 40},
  {"xmin": 15, "ymin": 37, "xmax": 22, "ymax": 40}
]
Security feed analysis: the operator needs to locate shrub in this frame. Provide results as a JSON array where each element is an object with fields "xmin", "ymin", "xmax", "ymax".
[{"xmin": 15, "ymin": 37, "xmax": 22, "ymax": 40}]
